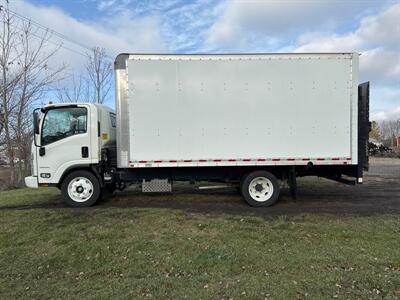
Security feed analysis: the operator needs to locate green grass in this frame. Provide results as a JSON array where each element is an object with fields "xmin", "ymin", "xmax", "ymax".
[
  {"xmin": 0, "ymin": 188, "xmax": 399, "ymax": 299},
  {"xmin": 0, "ymin": 167, "xmax": 11, "ymax": 189},
  {"xmin": 0, "ymin": 187, "xmax": 59, "ymax": 207}
]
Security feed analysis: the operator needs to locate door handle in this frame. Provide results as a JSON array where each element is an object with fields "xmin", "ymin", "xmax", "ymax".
[
  {"xmin": 81, "ymin": 146, "xmax": 89, "ymax": 158},
  {"xmin": 39, "ymin": 147, "xmax": 46, "ymax": 156}
]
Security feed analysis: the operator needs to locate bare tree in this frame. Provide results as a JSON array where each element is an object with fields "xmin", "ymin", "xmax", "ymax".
[
  {"xmin": 55, "ymin": 73, "xmax": 89, "ymax": 103},
  {"xmin": 0, "ymin": 104, "xmax": 4, "ymax": 135},
  {"xmin": 0, "ymin": 3, "xmax": 65, "ymax": 186},
  {"xmin": 85, "ymin": 47, "xmax": 112, "ymax": 104},
  {"xmin": 0, "ymin": 3, "xmax": 21, "ymax": 185},
  {"xmin": 379, "ymin": 119, "xmax": 400, "ymax": 147}
]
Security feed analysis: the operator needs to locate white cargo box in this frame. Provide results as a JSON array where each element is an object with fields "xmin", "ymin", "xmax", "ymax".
[{"xmin": 115, "ymin": 53, "xmax": 358, "ymax": 168}]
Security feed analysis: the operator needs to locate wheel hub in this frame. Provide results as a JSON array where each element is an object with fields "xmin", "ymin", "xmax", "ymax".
[
  {"xmin": 255, "ymin": 183, "xmax": 264, "ymax": 192},
  {"xmin": 248, "ymin": 176, "xmax": 274, "ymax": 202},
  {"xmin": 67, "ymin": 177, "xmax": 94, "ymax": 203}
]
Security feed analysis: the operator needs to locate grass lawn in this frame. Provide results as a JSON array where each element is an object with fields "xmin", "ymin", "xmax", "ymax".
[
  {"xmin": 0, "ymin": 167, "xmax": 11, "ymax": 190},
  {"xmin": 0, "ymin": 188, "xmax": 399, "ymax": 299}
]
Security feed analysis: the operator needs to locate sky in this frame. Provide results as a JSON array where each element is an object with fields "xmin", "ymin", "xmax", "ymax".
[{"xmin": 8, "ymin": 0, "xmax": 400, "ymax": 121}]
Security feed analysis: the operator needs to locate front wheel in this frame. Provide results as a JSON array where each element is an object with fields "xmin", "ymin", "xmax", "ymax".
[
  {"xmin": 241, "ymin": 171, "xmax": 280, "ymax": 207},
  {"xmin": 61, "ymin": 170, "xmax": 101, "ymax": 207}
]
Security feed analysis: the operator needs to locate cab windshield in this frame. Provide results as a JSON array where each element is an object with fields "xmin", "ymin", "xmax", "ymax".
[{"xmin": 41, "ymin": 107, "xmax": 87, "ymax": 145}]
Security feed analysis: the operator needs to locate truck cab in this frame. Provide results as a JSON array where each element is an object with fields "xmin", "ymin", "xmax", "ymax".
[{"xmin": 25, "ymin": 103, "xmax": 116, "ymax": 206}]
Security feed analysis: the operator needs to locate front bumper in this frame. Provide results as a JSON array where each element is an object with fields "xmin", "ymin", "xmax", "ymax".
[{"xmin": 25, "ymin": 176, "xmax": 38, "ymax": 188}]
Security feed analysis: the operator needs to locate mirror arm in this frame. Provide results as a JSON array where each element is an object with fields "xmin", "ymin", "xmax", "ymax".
[{"xmin": 33, "ymin": 108, "xmax": 41, "ymax": 147}]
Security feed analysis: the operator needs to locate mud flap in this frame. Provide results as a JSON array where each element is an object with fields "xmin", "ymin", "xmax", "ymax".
[{"xmin": 357, "ymin": 82, "xmax": 370, "ymax": 180}]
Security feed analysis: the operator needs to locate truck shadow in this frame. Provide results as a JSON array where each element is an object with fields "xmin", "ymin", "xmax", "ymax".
[
  {"xmin": 97, "ymin": 184, "xmax": 400, "ymax": 217},
  {"xmin": 97, "ymin": 167, "xmax": 400, "ymax": 217}
]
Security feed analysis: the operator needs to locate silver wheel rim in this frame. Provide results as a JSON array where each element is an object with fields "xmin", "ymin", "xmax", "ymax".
[
  {"xmin": 67, "ymin": 177, "xmax": 94, "ymax": 203},
  {"xmin": 248, "ymin": 177, "xmax": 274, "ymax": 202}
]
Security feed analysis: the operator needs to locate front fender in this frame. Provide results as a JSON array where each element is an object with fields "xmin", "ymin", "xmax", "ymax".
[{"xmin": 51, "ymin": 160, "xmax": 93, "ymax": 184}]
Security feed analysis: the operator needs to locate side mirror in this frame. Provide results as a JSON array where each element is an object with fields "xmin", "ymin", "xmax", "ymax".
[{"xmin": 33, "ymin": 110, "xmax": 40, "ymax": 135}]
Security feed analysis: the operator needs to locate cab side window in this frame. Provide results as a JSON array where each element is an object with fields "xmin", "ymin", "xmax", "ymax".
[
  {"xmin": 110, "ymin": 113, "xmax": 116, "ymax": 128},
  {"xmin": 41, "ymin": 107, "xmax": 87, "ymax": 146}
]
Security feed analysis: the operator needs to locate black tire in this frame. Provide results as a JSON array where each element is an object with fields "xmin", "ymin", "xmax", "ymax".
[
  {"xmin": 241, "ymin": 170, "xmax": 280, "ymax": 207},
  {"xmin": 61, "ymin": 170, "xmax": 101, "ymax": 208},
  {"xmin": 239, "ymin": 173, "xmax": 247, "ymax": 196}
]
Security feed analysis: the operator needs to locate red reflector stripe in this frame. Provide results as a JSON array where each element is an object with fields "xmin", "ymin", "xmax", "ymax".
[{"xmin": 138, "ymin": 158, "xmax": 349, "ymax": 164}]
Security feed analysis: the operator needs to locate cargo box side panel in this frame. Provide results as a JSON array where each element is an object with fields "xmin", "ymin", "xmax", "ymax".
[
  {"xmin": 128, "ymin": 60, "xmax": 181, "ymax": 160},
  {"xmin": 127, "ymin": 55, "xmax": 353, "ymax": 164}
]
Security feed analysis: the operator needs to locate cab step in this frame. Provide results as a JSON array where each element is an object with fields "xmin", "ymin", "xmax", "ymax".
[{"xmin": 142, "ymin": 179, "xmax": 172, "ymax": 193}]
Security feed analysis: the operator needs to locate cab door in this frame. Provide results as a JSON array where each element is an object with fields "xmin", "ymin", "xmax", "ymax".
[{"xmin": 36, "ymin": 105, "xmax": 93, "ymax": 185}]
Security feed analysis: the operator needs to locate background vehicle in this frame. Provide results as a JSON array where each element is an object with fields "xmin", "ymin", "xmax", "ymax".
[{"xmin": 25, "ymin": 53, "xmax": 370, "ymax": 207}]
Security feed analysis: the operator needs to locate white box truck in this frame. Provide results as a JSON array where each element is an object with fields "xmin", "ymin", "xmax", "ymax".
[{"xmin": 25, "ymin": 53, "xmax": 370, "ymax": 207}]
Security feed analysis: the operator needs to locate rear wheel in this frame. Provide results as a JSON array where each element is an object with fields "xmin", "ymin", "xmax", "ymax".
[
  {"xmin": 61, "ymin": 170, "xmax": 101, "ymax": 207},
  {"xmin": 241, "ymin": 171, "xmax": 280, "ymax": 207}
]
